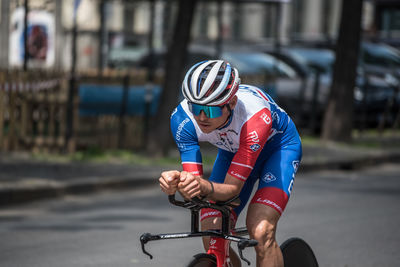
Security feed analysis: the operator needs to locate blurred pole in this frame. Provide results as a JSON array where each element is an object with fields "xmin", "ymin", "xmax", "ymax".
[
  {"xmin": 55, "ymin": 0, "xmax": 63, "ymax": 69},
  {"xmin": 269, "ymin": 2, "xmax": 282, "ymax": 100},
  {"xmin": 147, "ymin": 0, "xmax": 155, "ymax": 82},
  {"xmin": 98, "ymin": 0, "xmax": 107, "ymax": 73},
  {"xmin": 232, "ymin": 2, "xmax": 241, "ymax": 41},
  {"xmin": 66, "ymin": 0, "xmax": 80, "ymax": 152},
  {"xmin": 359, "ymin": 72, "xmax": 370, "ymax": 133},
  {"xmin": 378, "ymin": 77, "xmax": 398, "ymax": 133},
  {"xmin": 0, "ymin": 0, "xmax": 10, "ymax": 68},
  {"xmin": 216, "ymin": 0, "xmax": 223, "ymax": 58},
  {"xmin": 23, "ymin": 0, "xmax": 29, "ymax": 71},
  {"xmin": 393, "ymin": 84, "xmax": 400, "ymax": 130},
  {"xmin": 310, "ymin": 68, "xmax": 321, "ymax": 134},
  {"xmin": 144, "ymin": 0, "xmax": 156, "ymax": 149},
  {"xmin": 274, "ymin": 3, "xmax": 282, "ymax": 60},
  {"xmin": 322, "ymin": 0, "xmax": 331, "ymax": 42},
  {"xmin": 118, "ymin": 74, "xmax": 129, "ymax": 149},
  {"xmin": 162, "ymin": 0, "xmax": 171, "ymax": 45},
  {"xmin": 297, "ymin": 77, "xmax": 307, "ymax": 126}
]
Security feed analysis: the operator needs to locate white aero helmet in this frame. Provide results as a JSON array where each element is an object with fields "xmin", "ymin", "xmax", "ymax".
[{"xmin": 182, "ymin": 60, "xmax": 240, "ymax": 106}]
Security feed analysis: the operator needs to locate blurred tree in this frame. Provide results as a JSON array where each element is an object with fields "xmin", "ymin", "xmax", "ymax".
[
  {"xmin": 147, "ymin": 0, "xmax": 198, "ymax": 156},
  {"xmin": 321, "ymin": 0, "xmax": 364, "ymax": 142}
]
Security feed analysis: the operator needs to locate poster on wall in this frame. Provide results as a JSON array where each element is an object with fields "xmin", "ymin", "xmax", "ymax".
[{"xmin": 9, "ymin": 7, "xmax": 55, "ymax": 67}]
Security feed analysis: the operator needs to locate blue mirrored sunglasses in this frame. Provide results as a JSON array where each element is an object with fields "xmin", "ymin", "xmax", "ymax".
[{"xmin": 188, "ymin": 103, "xmax": 224, "ymax": 119}]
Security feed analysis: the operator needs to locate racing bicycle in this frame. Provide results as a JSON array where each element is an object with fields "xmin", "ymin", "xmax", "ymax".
[{"xmin": 140, "ymin": 194, "xmax": 319, "ymax": 266}]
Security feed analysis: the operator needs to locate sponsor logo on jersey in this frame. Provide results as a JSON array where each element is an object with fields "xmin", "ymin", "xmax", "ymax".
[
  {"xmin": 250, "ymin": 143, "xmax": 261, "ymax": 152},
  {"xmin": 219, "ymin": 132, "xmax": 227, "ymax": 138},
  {"xmin": 216, "ymin": 130, "xmax": 237, "ymax": 152},
  {"xmin": 249, "ymin": 131, "xmax": 259, "ymax": 143},
  {"xmin": 262, "ymin": 172, "xmax": 276, "ymax": 183},
  {"xmin": 175, "ymin": 118, "xmax": 190, "ymax": 141},
  {"xmin": 288, "ymin": 178, "xmax": 294, "ymax": 194},
  {"xmin": 272, "ymin": 111, "xmax": 280, "ymax": 124},
  {"xmin": 255, "ymin": 197, "xmax": 283, "ymax": 213},
  {"xmin": 292, "ymin": 160, "xmax": 300, "ymax": 173},
  {"xmin": 230, "ymin": 171, "xmax": 247, "ymax": 181},
  {"xmin": 261, "ymin": 112, "xmax": 272, "ymax": 125}
]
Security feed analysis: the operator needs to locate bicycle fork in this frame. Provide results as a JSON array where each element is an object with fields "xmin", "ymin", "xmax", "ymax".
[{"xmin": 207, "ymin": 236, "xmax": 231, "ymax": 267}]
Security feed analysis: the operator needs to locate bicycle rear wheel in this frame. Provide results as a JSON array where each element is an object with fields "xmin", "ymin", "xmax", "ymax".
[
  {"xmin": 185, "ymin": 253, "xmax": 217, "ymax": 267},
  {"xmin": 280, "ymin": 237, "xmax": 319, "ymax": 267}
]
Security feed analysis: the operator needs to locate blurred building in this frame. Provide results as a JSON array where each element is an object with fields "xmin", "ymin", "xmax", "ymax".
[{"xmin": 0, "ymin": 0, "xmax": 398, "ymax": 71}]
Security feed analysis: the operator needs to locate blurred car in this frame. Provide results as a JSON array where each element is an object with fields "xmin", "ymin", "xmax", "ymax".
[
  {"xmin": 88, "ymin": 46, "xmax": 302, "ymax": 118},
  {"xmin": 264, "ymin": 45, "xmax": 400, "ymax": 128},
  {"xmin": 361, "ymin": 41, "xmax": 400, "ymax": 77},
  {"xmin": 135, "ymin": 45, "xmax": 309, "ymax": 118},
  {"xmin": 136, "ymin": 45, "xmax": 297, "ymax": 77}
]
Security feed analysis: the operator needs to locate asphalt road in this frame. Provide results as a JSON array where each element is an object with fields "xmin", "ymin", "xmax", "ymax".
[{"xmin": 0, "ymin": 163, "xmax": 399, "ymax": 267}]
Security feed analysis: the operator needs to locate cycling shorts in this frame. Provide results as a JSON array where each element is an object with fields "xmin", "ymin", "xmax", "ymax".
[{"xmin": 200, "ymin": 129, "xmax": 302, "ymax": 222}]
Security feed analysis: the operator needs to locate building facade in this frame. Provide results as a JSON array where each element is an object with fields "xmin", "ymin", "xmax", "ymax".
[{"xmin": 0, "ymin": 0, "xmax": 394, "ymax": 71}]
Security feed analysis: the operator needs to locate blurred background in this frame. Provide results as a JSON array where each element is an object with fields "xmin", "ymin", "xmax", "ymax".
[
  {"xmin": 1, "ymin": 2, "xmax": 400, "ymax": 267},
  {"xmin": 0, "ymin": 0, "xmax": 399, "ymax": 154}
]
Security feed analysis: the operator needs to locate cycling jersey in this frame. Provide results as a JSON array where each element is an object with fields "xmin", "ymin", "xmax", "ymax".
[{"xmin": 170, "ymin": 85, "xmax": 302, "ymax": 216}]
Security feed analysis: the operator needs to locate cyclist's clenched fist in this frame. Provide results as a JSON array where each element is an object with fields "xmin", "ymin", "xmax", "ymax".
[
  {"xmin": 178, "ymin": 171, "xmax": 203, "ymax": 200},
  {"xmin": 159, "ymin": 170, "xmax": 180, "ymax": 195}
]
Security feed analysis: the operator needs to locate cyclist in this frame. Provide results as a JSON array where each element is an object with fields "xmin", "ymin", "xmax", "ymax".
[{"xmin": 159, "ymin": 60, "xmax": 302, "ymax": 267}]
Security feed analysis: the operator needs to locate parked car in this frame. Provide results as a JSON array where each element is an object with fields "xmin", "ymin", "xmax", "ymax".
[
  {"xmin": 137, "ymin": 45, "xmax": 311, "ymax": 118},
  {"xmin": 87, "ymin": 46, "xmax": 303, "ymax": 118},
  {"xmin": 361, "ymin": 41, "xmax": 400, "ymax": 77},
  {"xmin": 263, "ymin": 45, "xmax": 400, "ymax": 128}
]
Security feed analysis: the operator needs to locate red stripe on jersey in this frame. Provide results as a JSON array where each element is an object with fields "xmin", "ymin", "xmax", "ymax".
[
  {"xmin": 255, "ymin": 88, "xmax": 270, "ymax": 102},
  {"xmin": 250, "ymin": 187, "xmax": 289, "ymax": 215},
  {"xmin": 182, "ymin": 162, "xmax": 203, "ymax": 176},
  {"xmin": 227, "ymin": 108, "xmax": 272, "ymax": 181}
]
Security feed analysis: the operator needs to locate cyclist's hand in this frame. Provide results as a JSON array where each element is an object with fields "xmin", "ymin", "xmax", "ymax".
[
  {"xmin": 159, "ymin": 170, "xmax": 180, "ymax": 195},
  {"xmin": 178, "ymin": 171, "xmax": 202, "ymax": 200}
]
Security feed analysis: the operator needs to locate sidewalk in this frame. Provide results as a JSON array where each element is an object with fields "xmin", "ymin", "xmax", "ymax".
[{"xmin": 1, "ymin": 140, "xmax": 400, "ymax": 206}]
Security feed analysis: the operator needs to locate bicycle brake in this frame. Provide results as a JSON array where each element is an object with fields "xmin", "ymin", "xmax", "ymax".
[
  {"xmin": 237, "ymin": 239, "xmax": 258, "ymax": 265},
  {"xmin": 140, "ymin": 233, "xmax": 154, "ymax": 259}
]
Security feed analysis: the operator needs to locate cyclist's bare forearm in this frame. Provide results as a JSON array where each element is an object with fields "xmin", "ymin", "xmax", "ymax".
[
  {"xmin": 203, "ymin": 174, "xmax": 244, "ymax": 202},
  {"xmin": 172, "ymin": 171, "xmax": 244, "ymax": 201}
]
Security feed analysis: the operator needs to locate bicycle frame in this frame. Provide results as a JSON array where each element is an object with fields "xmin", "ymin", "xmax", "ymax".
[
  {"xmin": 207, "ymin": 236, "xmax": 231, "ymax": 266},
  {"xmin": 140, "ymin": 195, "xmax": 258, "ymax": 266}
]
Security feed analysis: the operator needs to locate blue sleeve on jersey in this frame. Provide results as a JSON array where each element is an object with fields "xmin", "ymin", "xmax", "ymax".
[
  {"xmin": 209, "ymin": 148, "xmax": 235, "ymax": 183},
  {"xmin": 170, "ymin": 104, "xmax": 202, "ymax": 163}
]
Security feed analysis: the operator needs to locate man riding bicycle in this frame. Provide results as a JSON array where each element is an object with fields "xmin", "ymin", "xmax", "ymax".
[{"xmin": 159, "ymin": 60, "xmax": 302, "ymax": 267}]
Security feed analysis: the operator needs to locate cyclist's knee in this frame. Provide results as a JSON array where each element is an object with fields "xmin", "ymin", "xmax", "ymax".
[
  {"xmin": 246, "ymin": 204, "xmax": 280, "ymax": 252},
  {"xmin": 247, "ymin": 219, "xmax": 277, "ymax": 249}
]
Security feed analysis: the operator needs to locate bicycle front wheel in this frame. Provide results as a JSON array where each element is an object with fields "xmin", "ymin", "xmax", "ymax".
[
  {"xmin": 280, "ymin": 237, "xmax": 319, "ymax": 267},
  {"xmin": 185, "ymin": 253, "xmax": 217, "ymax": 267}
]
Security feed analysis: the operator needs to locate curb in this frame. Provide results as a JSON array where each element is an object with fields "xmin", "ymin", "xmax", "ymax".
[
  {"xmin": 299, "ymin": 153, "xmax": 400, "ymax": 173},
  {"xmin": 0, "ymin": 176, "xmax": 158, "ymax": 207},
  {"xmin": 1, "ymin": 153, "xmax": 400, "ymax": 207}
]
